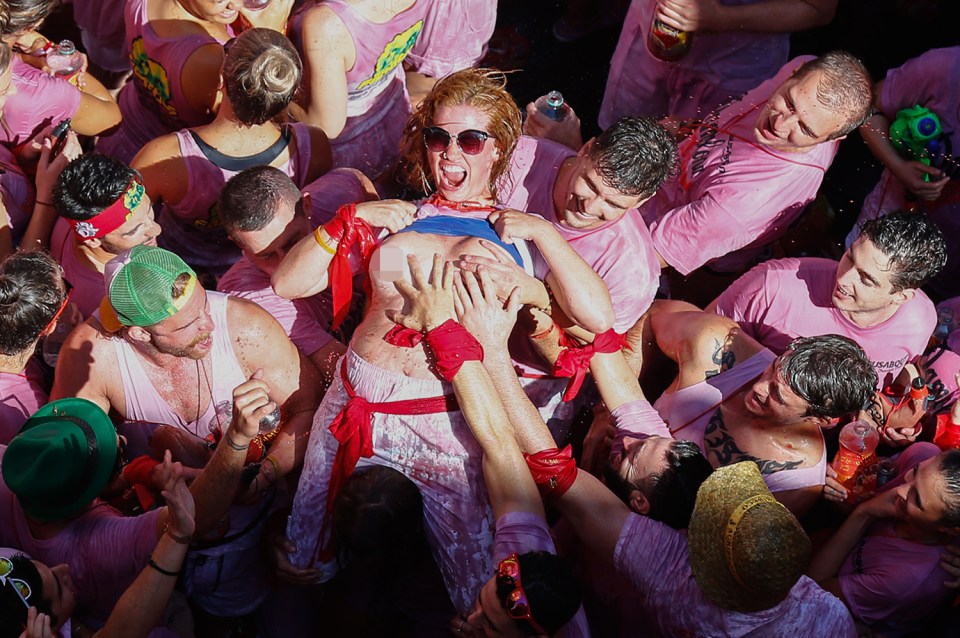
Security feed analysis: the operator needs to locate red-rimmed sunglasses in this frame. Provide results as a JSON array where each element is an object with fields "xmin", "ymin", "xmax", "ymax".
[
  {"xmin": 41, "ymin": 278, "xmax": 74, "ymax": 337},
  {"xmin": 422, "ymin": 126, "xmax": 493, "ymax": 155},
  {"xmin": 495, "ymin": 553, "xmax": 548, "ymax": 636}
]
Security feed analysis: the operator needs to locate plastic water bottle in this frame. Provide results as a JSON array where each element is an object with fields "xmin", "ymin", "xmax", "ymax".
[
  {"xmin": 46, "ymin": 40, "xmax": 83, "ymax": 79},
  {"xmin": 647, "ymin": 17, "xmax": 692, "ymax": 62},
  {"xmin": 258, "ymin": 405, "xmax": 282, "ymax": 434},
  {"xmin": 832, "ymin": 420, "xmax": 880, "ymax": 503},
  {"xmin": 243, "ymin": 0, "xmax": 270, "ymax": 9},
  {"xmin": 534, "ymin": 90, "xmax": 568, "ymax": 122}
]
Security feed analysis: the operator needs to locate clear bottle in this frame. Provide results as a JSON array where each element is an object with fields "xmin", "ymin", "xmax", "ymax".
[
  {"xmin": 647, "ymin": 16, "xmax": 693, "ymax": 62},
  {"xmin": 832, "ymin": 419, "xmax": 880, "ymax": 503},
  {"xmin": 258, "ymin": 405, "xmax": 282, "ymax": 434},
  {"xmin": 534, "ymin": 90, "xmax": 568, "ymax": 122},
  {"xmin": 41, "ymin": 320, "xmax": 71, "ymax": 367},
  {"xmin": 47, "ymin": 40, "xmax": 84, "ymax": 78}
]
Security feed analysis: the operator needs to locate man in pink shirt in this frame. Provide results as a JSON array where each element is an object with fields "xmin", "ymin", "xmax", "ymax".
[
  {"xmin": 50, "ymin": 154, "xmax": 162, "ymax": 318},
  {"xmin": 709, "ymin": 211, "xmax": 946, "ymax": 390},
  {"xmin": 640, "ymin": 52, "xmax": 872, "ymax": 293},
  {"xmin": 500, "ymin": 117, "xmax": 677, "ymax": 334},
  {"xmin": 216, "ymin": 167, "xmax": 372, "ymax": 387}
]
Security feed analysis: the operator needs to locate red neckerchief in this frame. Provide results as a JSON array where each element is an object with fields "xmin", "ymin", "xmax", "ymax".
[
  {"xmin": 423, "ymin": 193, "xmax": 499, "ymax": 214},
  {"xmin": 553, "ymin": 328, "xmax": 625, "ymax": 401}
]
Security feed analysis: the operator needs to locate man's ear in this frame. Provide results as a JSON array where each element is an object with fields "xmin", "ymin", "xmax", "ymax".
[
  {"xmin": 577, "ymin": 138, "xmax": 595, "ymax": 158},
  {"xmin": 629, "ymin": 490, "xmax": 651, "ymax": 516},
  {"xmin": 126, "ymin": 326, "xmax": 152, "ymax": 344},
  {"xmin": 892, "ymin": 287, "xmax": 916, "ymax": 306}
]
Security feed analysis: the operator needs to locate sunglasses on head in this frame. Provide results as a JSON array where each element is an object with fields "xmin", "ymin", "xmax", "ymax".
[
  {"xmin": 422, "ymin": 127, "xmax": 493, "ymax": 156},
  {"xmin": 495, "ymin": 553, "xmax": 548, "ymax": 636},
  {"xmin": 41, "ymin": 278, "xmax": 74, "ymax": 338},
  {"xmin": 0, "ymin": 557, "xmax": 32, "ymax": 610}
]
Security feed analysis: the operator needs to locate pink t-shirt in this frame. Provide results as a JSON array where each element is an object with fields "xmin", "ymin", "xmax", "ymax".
[
  {"xmin": 49, "ymin": 218, "xmax": 107, "ymax": 319},
  {"xmin": 0, "ymin": 359, "xmax": 48, "ymax": 444},
  {"xmin": 501, "ymin": 136, "xmax": 660, "ymax": 332},
  {"xmin": 599, "ymin": 0, "xmax": 790, "ymax": 125},
  {"xmin": 405, "ymin": 0, "xmax": 496, "ymax": 78},
  {"xmin": 849, "ymin": 47, "xmax": 960, "ymax": 301},
  {"xmin": 0, "ymin": 446, "xmax": 163, "ymax": 623},
  {"xmin": 615, "ymin": 512, "xmax": 856, "ymax": 637},
  {"xmin": 838, "ymin": 442, "xmax": 954, "ymax": 636},
  {"xmin": 641, "ymin": 57, "xmax": 839, "ymax": 275},
  {"xmin": 712, "ymin": 257, "xmax": 936, "ymax": 389},
  {"xmin": 1, "ymin": 57, "xmax": 81, "ymax": 148},
  {"xmin": 217, "ymin": 257, "xmax": 335, "ymax": 357}
]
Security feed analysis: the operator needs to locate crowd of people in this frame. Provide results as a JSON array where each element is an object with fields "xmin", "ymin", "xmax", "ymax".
[{"xmin": 0, "ymin": 0, "xmax": 958, "ymax": 636}]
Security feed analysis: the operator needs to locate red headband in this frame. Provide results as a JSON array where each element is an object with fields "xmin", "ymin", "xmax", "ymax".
[{"xmin": 68, "ymin": 177, "xmax": 145, "ymax": 242}]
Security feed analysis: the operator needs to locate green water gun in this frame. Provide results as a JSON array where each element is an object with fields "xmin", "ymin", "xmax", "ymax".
[{"xmin": 889, "ymin": 105, "xmax": 943, "ymax": 181}]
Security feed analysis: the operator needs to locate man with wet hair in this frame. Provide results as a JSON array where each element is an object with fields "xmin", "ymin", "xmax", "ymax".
[
  {"xmin": 710, "ymin": 210, "xmax": 946, "ymax": 391},
  {"xmin": 638, "ymin": 51, "xmax": 873, "ymax": 290}
]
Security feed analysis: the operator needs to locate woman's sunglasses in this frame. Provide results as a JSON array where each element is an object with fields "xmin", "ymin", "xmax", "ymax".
[
  {"xmin": 495, "ymin": 553, "xmax": 548, "ymax": 636},
  {"xmin": 422, "ymin": 127, "xmax": 493, "ymax": 156}
]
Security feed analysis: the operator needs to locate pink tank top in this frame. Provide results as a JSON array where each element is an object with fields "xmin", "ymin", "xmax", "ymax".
[
  {"xmin": 0, "ymin": 360, "xmax": 48, "ymax": 445},
  {"xmin": 655, "ymin": 349, "xmax": 827, "ymax": 492},
  {"xmin": 1, "ymin": 57, "xmax": 81, "ymax": 147},
  {"xmin": 156, "ymin": 124, "xmax": 313, "ymax": 273},
  {"xmin": 111, "ymin": 292, "xmax": 246, "ymax": 438},
  {"xmin": 119, "ymin": 0, "xmax": 230, "ymax": 146}
]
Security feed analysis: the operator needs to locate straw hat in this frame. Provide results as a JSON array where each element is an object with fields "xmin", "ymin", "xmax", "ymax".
[{"xmin": 687, "ymin": 461, "xmax": 811, "ymax": 613}]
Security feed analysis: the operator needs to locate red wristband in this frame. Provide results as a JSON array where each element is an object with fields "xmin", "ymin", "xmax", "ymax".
[
  {"xmin": 524, "ymin": 445, "xmax": 578, "ymax": 497},
  {"xmin": 423, "ymin": 320, "xmax": 484, "ymax": 381},
  {"xmin": 553, "ymin": 329, "xmax": 625, "ymax": 401}
]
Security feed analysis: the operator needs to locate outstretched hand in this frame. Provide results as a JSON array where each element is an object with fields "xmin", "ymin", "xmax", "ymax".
[
  {"xmin": 387, "ymin": 253, "xmax": 455, "ymax": 332},
  {"xmin": 453, "ymin": 268, "xmax": 520, "ymax": 351}
]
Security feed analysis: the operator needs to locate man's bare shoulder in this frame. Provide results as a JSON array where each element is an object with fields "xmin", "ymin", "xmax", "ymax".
[{"xmin": 51, "ymin": 316, "xmax": 120, "ymax": 409}]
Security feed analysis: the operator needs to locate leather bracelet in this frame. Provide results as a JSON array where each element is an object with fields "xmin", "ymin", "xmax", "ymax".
[
  {"xmin": 163, "ymin": 522, "xmax": 193, "ymax": 545},
  {"xmin": 225, "ymin": 433, "xmax": 250, "ymax": 451},
  {"xmin": 148, "ymin": 557, "xmax": 180, "ymax": 577}
]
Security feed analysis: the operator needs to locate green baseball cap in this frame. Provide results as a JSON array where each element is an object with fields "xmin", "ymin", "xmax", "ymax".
[
  {"xmin": 3, "ymin": 398, "xmax": 118, "ymax": 522},
  {"xmin": 99, "ymin": 245, "xmax": 198, "ymax": 332}
]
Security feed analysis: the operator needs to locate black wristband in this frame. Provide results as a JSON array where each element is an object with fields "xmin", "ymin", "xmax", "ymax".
[{"xmin": 148, "ymin": 557, "xmax": 181, "ymax": 577}]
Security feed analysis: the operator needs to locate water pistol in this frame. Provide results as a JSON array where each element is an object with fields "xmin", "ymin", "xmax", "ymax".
[{"xmin": 889, "ymin": 105, "xmax": 943, "ymax": 181}]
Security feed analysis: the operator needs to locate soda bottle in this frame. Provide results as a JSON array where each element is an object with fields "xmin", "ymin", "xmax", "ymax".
[
  {"xmin": 534, "ymin": 90, "xmax": 568, "ymax": 122},
  {"xmin": 832, "ymin": 419, "xmax": 880, "ymax": 503},
  {"xmin": 47, "ymin": 40, "xmax": 84, "ymax": 83},
  {"xmin": 934, "ymin": 413, "xmax": 960, "ymax": 450},
  {"xmin": 647, "ymin": 16, "xmax": 692, "ymax": 62}
]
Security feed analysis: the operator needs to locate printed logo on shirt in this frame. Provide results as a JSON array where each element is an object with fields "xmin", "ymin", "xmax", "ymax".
[
  {"xmin": 681, "ymin": 109, "xmax": 735, "ymax": 191},
  {"xmin": 130, "ymin": 36, "xmax": 178, "ymax": 119},
  {"xmin": 356, "ymin": 19, "xmax": 423, "ymax": 92}
]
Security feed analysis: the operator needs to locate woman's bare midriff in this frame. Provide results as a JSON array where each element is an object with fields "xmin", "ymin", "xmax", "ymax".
[{"xmin": 350, "ymin": 230, "xmax": 503, "ymax": 378}]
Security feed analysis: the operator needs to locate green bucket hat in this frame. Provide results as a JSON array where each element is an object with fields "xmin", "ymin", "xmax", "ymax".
[
  {"xmin": 2, "ymin": 398, "xmax": 118, "ymax": 522},
  {"xmin": 99, "ymin": 245, "xmax": 198, "ymax": 332}
]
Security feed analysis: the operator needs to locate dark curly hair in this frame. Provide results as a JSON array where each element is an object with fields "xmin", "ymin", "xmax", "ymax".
[
  {"xmin": 591, "ymin": 117, "xmax": 677, "ymax": 198},
  {"xmin": 858, "ymin": 210, "xmax": 947, "ymax": 292},
  {"xmin": 52, "ymin": 154, "xmax": 140, "ymax": 221},
  {"xmin": 0, "ymin": 250, "xmax": 67, "ymax": 355}
]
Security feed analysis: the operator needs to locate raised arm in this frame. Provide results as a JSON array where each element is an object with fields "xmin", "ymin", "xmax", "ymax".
[
  {"xmin": 388, "ymin": 254, "xmax": 543, "ymax": 519},
  {"xmin": 656, "ymin": 0, "xmax": 836, "ymax": 34},
  {"xmin": 272, "ymin": 199, "xmax": 416, "ymax": 299},
  {"xmin": 491, "ymin": 209, "xmax": 615, "ymax": 333},
  {"xmin": 287, "ymin": 5, "xmax": 352, "ymax": 137},
  {"xmin": 452, "ymin": 267, "xmax": 632, "ymax": 558}
]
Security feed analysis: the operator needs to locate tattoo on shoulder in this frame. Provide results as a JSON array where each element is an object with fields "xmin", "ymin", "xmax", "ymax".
[
  {"xmin": 702, "ymin": 408, "xmax": 803, "ymax": 475},
  {"xmin": 704, "ymin": 336, "xmax": 737, "ymax": 379}
]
